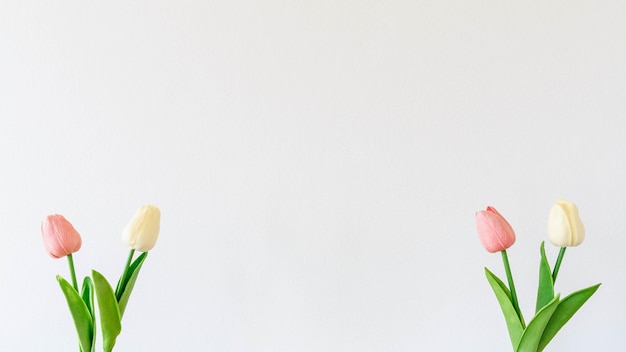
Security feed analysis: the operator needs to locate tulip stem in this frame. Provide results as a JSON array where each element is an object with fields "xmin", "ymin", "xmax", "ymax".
[
  {"xmin": 552, "ymin": 247, "xmax": 567, "ymax": 283},
  {"xmin": 116, "ymin": 249, "xmax": 135, "ymax": 300},
  {"xmin": 501, "ymin": 250, "xmax": 525, "ymax": 327},
  {"xmin": 67, "ymin": 253, "xmax": 79, "ymax": 292},
  {"xmin": 124, "ymin": 249, "xmax": 135, "ymax": 277}
]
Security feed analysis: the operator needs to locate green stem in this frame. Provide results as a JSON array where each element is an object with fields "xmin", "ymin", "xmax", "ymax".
[
  {"xmin": 67, "ymin": 253, "xmax": 79, "ymax": 292},
  {"xmin": 552, "ymin": 247, "xmax": 567, "ymax": 283},
  {"xmin": 116, "ymin": 249, "xmax": 135, "ymax": 300},
  {"xmin": 501, "ymin": 250, "xmax": 525, "ymax": 328}
]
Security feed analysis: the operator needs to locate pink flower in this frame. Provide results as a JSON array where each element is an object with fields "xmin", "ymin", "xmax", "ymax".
[
  {"xmin": 41, "ymin": 214, "xmax": 82, "ymax": 258},
  {"xmin": 475, "ymin": 206, "xmax": 516, "ymax": 253}
]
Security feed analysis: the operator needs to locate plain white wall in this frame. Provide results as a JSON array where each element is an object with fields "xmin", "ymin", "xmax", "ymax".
[{"xmin": 1, "ymin": 1, "xmax": 625, "ymax": 351}]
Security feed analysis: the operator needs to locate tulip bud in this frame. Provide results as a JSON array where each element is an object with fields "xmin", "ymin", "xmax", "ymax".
[
  {"xmin": 41, "ymin": 214, "xmax": 82, "ymax": 259},
  {"xmin": 122, "ymin": 205, "xmax": 161, "ymax": 252},
  {"xmin": 547, "ymin": 199, "xmax": 585, "ymax": 247},
  {"xmin": 475, "ymin": 206, "xmax": 516, "ymax": 253}
]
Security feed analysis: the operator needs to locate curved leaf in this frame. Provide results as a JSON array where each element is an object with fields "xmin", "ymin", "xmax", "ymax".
[
  {"xmin": 92, "ymin": 270, "xmax": 122, "ymax": 352},
  {"xmin": 81, "ymin": 277, "xmax": 96, "ymax": 352},
  {"xmin": 537, "ymin": 283, "xmax": 601, "ymax": 352},
  {"xmin": 57, "ymin": 275, "xmax": 94, "ymax": 352},
  {"xmin": 118, "ymin": 252, "xmax": 148, "ymax": 317},
  {"xmin": 485, "ymin": 267, "xmax": 524, "ymax": 349},
  {"xmin": 535, "ymin": 242, "xmax": 554, "ymax": 313},
  {"xmin": 516, "ymin": 294, "xmax": 560, "ymax": 352},
  {"xmin": 81, "ymin": 277, "xmax": 95, "ymax": 322}
]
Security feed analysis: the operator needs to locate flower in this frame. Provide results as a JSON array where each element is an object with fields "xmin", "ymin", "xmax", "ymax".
[
  {"xmin": 475, "ymin": 206, "xmax": 516, "ymax": 253},
  {"xmin": 122, "ymin": 205, "xmax": 161, "ymax": 252},
  {"xmin": 41, "ymin": 214, "xmax": 82, "ymax": 258},
  {"xmin": 547, "ymin": 199, "xmax": 585, "ymax": 247}
]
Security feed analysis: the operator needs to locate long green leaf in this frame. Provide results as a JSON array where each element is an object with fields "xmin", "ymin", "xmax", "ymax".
[
  {"xmin": 92, "ymin": 270, "xmax": 122, "ymax": 352},
  {"xmin": 535, "ymin": 242, "xmax": 554, "ymax": 313},
  {"xmin": 118, "ymin": 252, "xmax": 148, "ymax": 317},
  {"xmin": 81, "ymin": 277, "xmax": 96, "ymax": 352},
  {"xmin": 485, "ymin": 267, "xmax": 524, "ymax": 349},
  {"xmin": 115, "ymin": 252, "xmax": 147, "ymax": 300},
  {"xmin": 81, "ymin": 277, "xmax": 95, "ymax": 323},
  {"xmin": 57, "ymin": 275, "xmax": 94, "ymax": 352},
  {"xmin": 516, "ymin": 294, "xmax": 560, "ymax": 352},
  {"xmin": 537, "ymin": 283, "xmax": 601, "ymax": 352}
]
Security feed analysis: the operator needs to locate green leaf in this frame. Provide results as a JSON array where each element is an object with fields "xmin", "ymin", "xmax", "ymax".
[
  {"xmin": 516, "ymin": 294, "xmax": 560, "ymax": 352},
  {"xmin": 116, "ymin": 252, "xmax": 148, "ymax": 301},
  {"xmin": 535, "ymin": 242, "xmax": 554, "ymax": 313},
  {"xmin": 92, "ymin": 270, "xmax": 122, "ymax": 352},
  {"xmin": 485, "ymin": 267, "xmax": 524, "ymax": 349},
  {"xmin": 118, "ymin": 252, "xmax": 148, "ymax": 317},
  {"xmin": 80, "ymin": 277, "xmax": 96, "ymax": 352},
  {"xmin": 81, "ymin": 277, "xmax": 95, "ymax": 322},
  {"xmin": 537, "ymin": 283, "xmax": 601, "ymax": 352},
  {"xmin": 57, "ymin": 275, "xmax": 94, "ymax": 352}
]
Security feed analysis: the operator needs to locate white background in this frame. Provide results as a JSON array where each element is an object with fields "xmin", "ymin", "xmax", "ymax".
[{"xmin": 1, "ymin": 1, "xmax": 625, "ymax": 351}]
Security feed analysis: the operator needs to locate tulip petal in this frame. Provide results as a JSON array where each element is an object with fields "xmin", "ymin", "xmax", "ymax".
[
  {"xmin": 485, "ymin": 268, "xmax": 524, "ymax": 349},
  {"xmin": 57, "ymin": 275, "xmax": 94, "ymax": 352},
  {"xmin": 537, "ymin": 283, "xmax": 601, "ymax": 352},
  {"xmin": 547, "ymin": 204, "xmax": 571, "ymax": 247},
  {"xmin": 118, "ymin": 252, "xmax": 148, "ymax": 318},
  {"xmin": 535, "ymin": 242, "xmax": 554, "ymax": 313},
  {"xmin": 92, "ymin": 270, "xmax": 122, "ymax": 352},
  {"xmin": 516, "ymin": 294, "xmax": 561, "ymax": 352},
  {"xmin": 559, "ymin": 200, "xmax": 585, "ymax": 246}
]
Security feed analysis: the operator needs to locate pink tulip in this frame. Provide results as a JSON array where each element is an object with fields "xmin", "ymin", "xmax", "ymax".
[
  {"xmin": 41, "ymin": 214, "xmax": 82, "ymax": 259},
  {"xmin": 475, "ymin": 206, "xmax": 516, "ymax": 253}
]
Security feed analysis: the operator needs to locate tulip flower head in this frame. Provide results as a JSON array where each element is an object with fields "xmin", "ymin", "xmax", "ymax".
[
  {"xmin": 476, "ymin": 206, "xmax": 516, "ymax": 253},
  {"xmin": 547, "ymin": 199, "xmax": 585, "ymax": 247},
  {"xmin": 41, "ymin": 214, "xmax": 82, "ymax": 259},
  {"xmin": 122, "ymin": 205, "xmax": 161, "ymax": 252}
]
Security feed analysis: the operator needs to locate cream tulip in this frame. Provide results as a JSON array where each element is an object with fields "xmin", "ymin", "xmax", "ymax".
[
  {"xmin": 122, "ymin": 205, "xmax": 161, "ymax": 252},
  {"xmin": 547, "ymin": 199, "xmax": 585, "ymax": 247}
]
